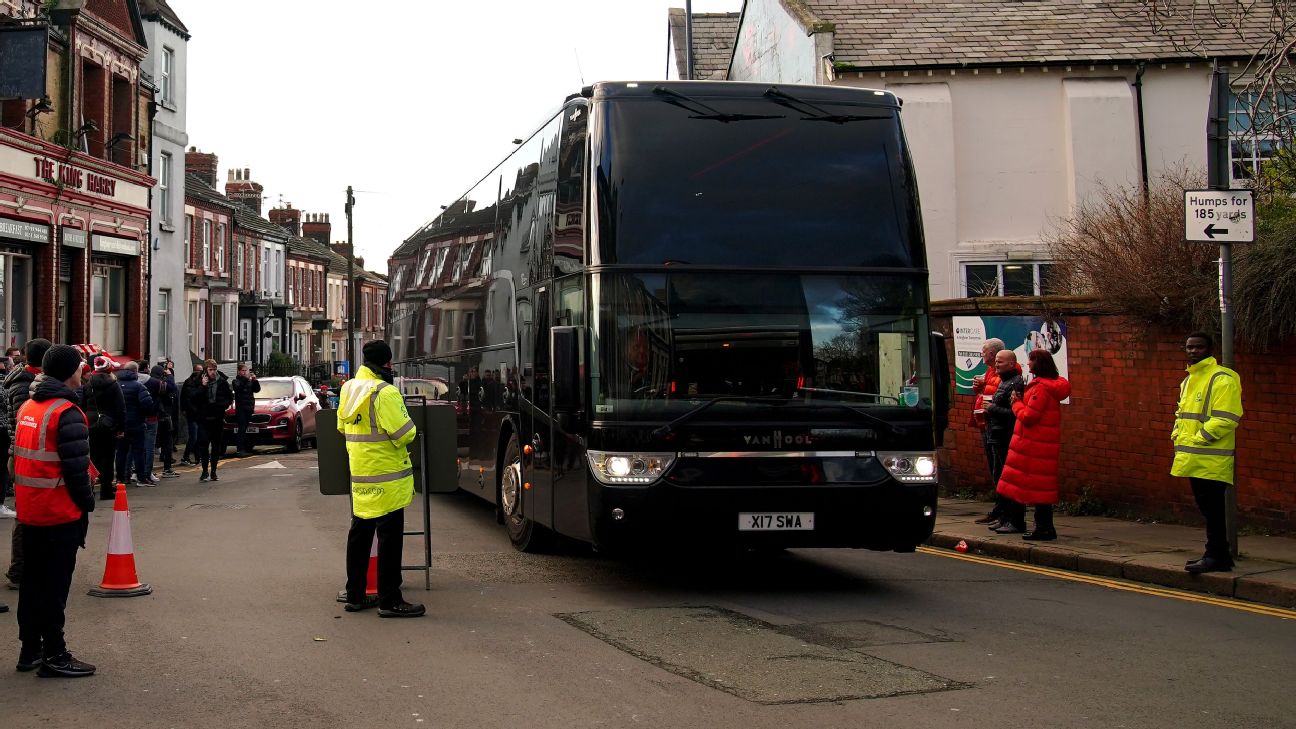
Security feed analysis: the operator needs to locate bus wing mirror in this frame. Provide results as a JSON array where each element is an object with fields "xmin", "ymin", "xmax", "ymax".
[
  {"xmin": 552, "ymin": 325, "xmax": 586, "ymax": 412},
  {"xmin": 931, "ymin": 331, "xmax": 951, "ymax": 446}
]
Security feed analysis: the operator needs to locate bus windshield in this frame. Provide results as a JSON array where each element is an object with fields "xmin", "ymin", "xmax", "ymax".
[
  {"xmin": 592, "ymin": 272, "xmax": 930, "ymax": 421},
  {"xmin": 594, "ymin": 94, "xmax": 924, "ymax": 268}
]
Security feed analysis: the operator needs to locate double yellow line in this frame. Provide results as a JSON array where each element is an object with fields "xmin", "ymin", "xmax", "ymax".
[{"xmin": 916, "ymin": 546, "xmax": 1296, "ymax": 620}]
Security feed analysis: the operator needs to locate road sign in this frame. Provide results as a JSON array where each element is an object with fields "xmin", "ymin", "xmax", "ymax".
[{"xmin": 1184, "ymin": 189, "xmax": 1255, "ymax": 243}]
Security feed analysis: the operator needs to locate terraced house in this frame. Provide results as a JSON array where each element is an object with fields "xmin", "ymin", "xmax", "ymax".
[{"xmin": 0, "ymin": 0, "xmax": 155, "ymax": 357}]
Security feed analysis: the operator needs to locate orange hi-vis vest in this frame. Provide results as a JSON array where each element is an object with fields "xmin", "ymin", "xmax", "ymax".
[{"xmin": 14, "ymin": 397, "xmax": 84, "ymax": 526}]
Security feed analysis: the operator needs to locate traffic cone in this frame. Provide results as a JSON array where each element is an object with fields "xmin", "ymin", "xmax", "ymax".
[
  {"xmin": 335, "ymin": 534, "xmax": 379, "ymax": 603},
  {"xmin": 88, "ymin": 485, "xmax": 153, "ymax": 598},
  {"xmin": 365, "ymin": 534, "xmax": 379, "ymax": 596}
]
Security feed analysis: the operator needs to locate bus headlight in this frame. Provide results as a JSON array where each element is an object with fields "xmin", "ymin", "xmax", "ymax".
[
  {"xmin": 879, "ymin": 452, "xmax": 938, "ymax": 484},
  {"xmin": 587, "ymin": 451, "xmax": 676, "ymax": 485}
]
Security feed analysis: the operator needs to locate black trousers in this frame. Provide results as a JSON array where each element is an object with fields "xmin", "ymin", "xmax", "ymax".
[
  {"xmin": 197, "ymin": 421, "xmax": 225, "ymax": 474},
  {"xmin": 1033, "ymin": 503, "xmax": 1055, "ymax": 532},
  {"xmin": 157, "ymin": 418, "xmax": 174, "ymax": 471},
  {"xmin": 6, "ymin": 455, "xmax": 21, "ymax": 584},
  {"xmin": 89, "ymin": 429, "xmax": 117, "ymax": 497},
  {"xmin": 984, "ymin": 432, "xmax": 1011, "ymax": 518},
  {"xmin": 17, "ymin": 521, "xmax": 82, "ymax": 659},
  {"xmin": 1189, "ymin": 477, "xmax": 1233, "ymax": 561},
  {"xmin": 0, "ymin": 428, "xmax": 10, "ymax": 499},
  {"xmin": 6, "ymin": 521, "xmax": 21, "ymax": 584},
  {"xmin": 346, "ymin": 509, "xmax": 405, "ymax": 608}
]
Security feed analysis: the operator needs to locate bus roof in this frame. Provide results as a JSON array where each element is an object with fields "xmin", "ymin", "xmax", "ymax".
[{"xmin": 584, "ymin": 80, "xmax": 899, "ymax": 109}]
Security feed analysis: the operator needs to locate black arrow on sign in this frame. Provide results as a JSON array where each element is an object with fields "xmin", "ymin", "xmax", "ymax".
[{"xmin": 1204, "ymin": 223, "xmax": 1229, "ymax": 239}]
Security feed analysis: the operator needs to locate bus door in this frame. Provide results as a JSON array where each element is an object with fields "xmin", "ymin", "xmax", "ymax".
[
  {"xmin": 518, "ymin": 286, "xmax": 555, "ymax": 528},
  {"xmin": 550, "ymin": 276, "xmax": 590, "ymax": 541}
]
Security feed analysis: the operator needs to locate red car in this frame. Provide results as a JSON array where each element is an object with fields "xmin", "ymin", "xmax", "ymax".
[{"xmin": 224, "ymin": 376, "xmax": 320, "ymax": 452}]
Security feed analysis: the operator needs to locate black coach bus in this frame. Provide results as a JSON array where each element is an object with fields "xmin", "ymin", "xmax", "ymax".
[{"xmin": 388, "ymin": 81, "xmax": 949, "ymax": 552}]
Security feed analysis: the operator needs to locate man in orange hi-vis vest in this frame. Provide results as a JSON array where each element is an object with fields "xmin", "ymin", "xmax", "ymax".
[{"xmin": 13, "ymin": 345, "xmax": 97, "ymax": 678}]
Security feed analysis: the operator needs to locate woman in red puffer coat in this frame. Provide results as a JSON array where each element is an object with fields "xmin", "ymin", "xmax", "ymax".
[{"xmin": 994, "ymin": 349, "xmax": 1071, "ymax": 541}]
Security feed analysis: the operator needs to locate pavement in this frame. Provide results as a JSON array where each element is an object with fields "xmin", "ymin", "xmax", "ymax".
[{"xmin": 929, "ymin": 498, "xmax": 1296, "ymax": 609}]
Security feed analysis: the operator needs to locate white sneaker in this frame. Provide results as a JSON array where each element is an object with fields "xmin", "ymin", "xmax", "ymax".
[{"xmin": 0, "ymin": 505, "xmax": 16, "ymax": 519}]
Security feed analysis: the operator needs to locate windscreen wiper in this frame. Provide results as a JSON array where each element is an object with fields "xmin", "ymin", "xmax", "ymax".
[
  {"xmin": 653, "ymin": 86, "xmax": 784, "ymax": 123},
  {"xmin": 797, "ymin": 397, "xmax": 910, "ymax": 436},
  {"xmin": 652, "ymin": 395, "xmax": 791, "ymax": 438},
  {"xmin": 763, "ymin": 86, "xmax": 886, "ymax": 124}
]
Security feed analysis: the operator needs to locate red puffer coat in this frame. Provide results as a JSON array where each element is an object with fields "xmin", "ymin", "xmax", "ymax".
[{"xmin": 996, "ymin": 376, "xmax": 1072, "ymax": 505}]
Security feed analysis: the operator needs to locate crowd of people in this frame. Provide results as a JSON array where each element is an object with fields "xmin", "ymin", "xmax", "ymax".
[{"xmin": 0, "ymin": 339, "xmax": 276, "ymax": 676}]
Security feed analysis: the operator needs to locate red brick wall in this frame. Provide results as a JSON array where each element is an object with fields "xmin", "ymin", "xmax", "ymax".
[{"xmin": 936, "ymin": 311, "xmax": 1296, "ymax": 534}]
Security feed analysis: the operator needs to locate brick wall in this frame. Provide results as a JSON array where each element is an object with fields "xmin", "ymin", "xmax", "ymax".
[{"xmin": 935, "ymin": 305, "xmax": 1296, "ymax": 534}]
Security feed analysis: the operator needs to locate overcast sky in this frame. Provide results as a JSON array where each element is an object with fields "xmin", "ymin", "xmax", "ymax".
[{"xmin": 170, "ymin": 0, "xmax": 741, "ymax": 267}]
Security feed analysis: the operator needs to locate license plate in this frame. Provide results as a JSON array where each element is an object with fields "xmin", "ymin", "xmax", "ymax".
[
  {"xmin": 245, "ymin": 426, "xmax": 260, "ymax": 433},
  {"xmin": 738, "ymin": 512, "xmax": 814, "ymax": 531}
]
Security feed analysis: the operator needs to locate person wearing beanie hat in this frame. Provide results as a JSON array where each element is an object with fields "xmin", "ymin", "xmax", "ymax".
[
  {"xmin": 40, "ymin": 345, "xmax": 83, "ymax": 382},
  {"xmin": 13, "ymin": 343, "xmax": 97, "ymax": 677},
  {"xmin": 337, "ymin": 339, "xmax": 423, "ymax": 617}
]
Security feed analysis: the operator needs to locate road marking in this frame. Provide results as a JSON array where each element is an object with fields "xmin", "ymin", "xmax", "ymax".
[
  {"xmin": 916, "ymin": 546, "xmax": 1296, "ymax": 620},
  {"xmin": 249, "ymin": 460, "xmax": 287, "ymax": 469}
]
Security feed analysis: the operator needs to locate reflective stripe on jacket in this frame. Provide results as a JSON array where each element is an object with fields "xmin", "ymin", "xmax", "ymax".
[
  {"xmin": 337, "ymin": 365, "xmax": 418, "ymax": 519},
  {"xmin": 1171, "ymin": 357, "xmax": 1243, "ymax": 485},
  {"xmin": 14, "ymin": 397, "xmax": 84, "ymax": 526}
]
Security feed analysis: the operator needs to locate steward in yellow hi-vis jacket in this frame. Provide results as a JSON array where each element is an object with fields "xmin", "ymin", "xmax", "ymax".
[
  {"xmin": 1172, "ymin": 332, "xmax": 1243, "ymax": 575},
  {"xmin": 337, "ymin": 341, "xmax": 425, "ymax": 618}
]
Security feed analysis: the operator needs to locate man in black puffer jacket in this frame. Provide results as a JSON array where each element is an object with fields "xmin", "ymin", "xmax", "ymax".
[
  {"xmin": 81, "ymin": 358, "xmax": 126, "ymax": 500},
  {"xmin": 13, "ymin": 344, "xmax": 97, "ymax": 677},
  {"xmin": 3, "ymin": 338, "xmax": 52, "ymax": 591}
]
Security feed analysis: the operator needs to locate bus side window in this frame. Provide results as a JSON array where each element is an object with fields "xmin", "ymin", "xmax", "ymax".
[{"xmin": 554, "ymin": 101, "xmax": 588, "ymax": 277}]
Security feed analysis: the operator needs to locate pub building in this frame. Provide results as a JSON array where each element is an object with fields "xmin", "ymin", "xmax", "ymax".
[{"xmin": 0, "ymin": 1, "xmax": 155, "ymax": 357}]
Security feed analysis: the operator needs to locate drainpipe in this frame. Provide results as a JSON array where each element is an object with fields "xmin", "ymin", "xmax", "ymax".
[{"xmin": 1134, "ymin": 62, "xmax": 1151, "ymax": 201}]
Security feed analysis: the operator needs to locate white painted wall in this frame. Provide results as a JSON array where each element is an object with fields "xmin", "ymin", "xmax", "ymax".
[
  {"xmin": 727, "ymin": 0, "xmax": 819, "ymax": 84},
  {"xmin": 143, "ymin": 17, "xmax": 188, "ymax": 363},
  {"xmin": 837, "ymin": 65, "xmax": 1211, "ymax": 299}
]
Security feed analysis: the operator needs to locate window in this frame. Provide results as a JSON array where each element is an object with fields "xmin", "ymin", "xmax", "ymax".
[
  {"xmin": 212, "ymin": 304, "xmax": 225, "ymax": 361},
  {"xmin": 442, "ymin": 308, "xmax": 454, "ymax": 342},
  {"xmin": 0, "ymin": 253, "xmax": 34, "ymax": 351},
  {"xmin": 462, "ymin": 311, "xmax": 476, "ymax": 344},
  {"xmin": 184, "ymin": 214, "xmax": 193, "ymax": 267},
  {"xmin": 158, "ymin": 289, "xmax": 171, "ymax": 359},
  {"xmin": 962, "ymin": 262, "xmax": 1056, "ymax": 297},
  {"xmin": 161, "ymin": 47, "xmax": 175, "ymax": 104},
  {"xmin": 159, "ymin": 153, "xmax": 172, "ymax": 222},
  {"xmin": 202, "ymin": 220, "xmax": 211, "ymax": 270},
  {"xmin": 1229, "ymin": 90, "xmax": 1293, "ymax": 184},
  {"xmin": 187, "ymin": 300, "xmax": 198, "ymax": 355},
  {"xmin": 431, "ymin": 247, "xmax": 449, "ymax": 284},
  {"xmin": 91, "ymin": 265, "xmax": 124, "ymax": 353},
  {"xmin": 215, "ymin": 224, "xmax": 226, "ymax": 273},
  {"xmin": 237, "ymin": 242, "xmax": 244, "ymax": 280}
]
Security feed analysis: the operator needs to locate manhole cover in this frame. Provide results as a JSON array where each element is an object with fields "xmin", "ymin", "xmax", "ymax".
[
  {"xmin": 558, "ymin": 606, "xmax": 965, "ymax": 704},
  {"xmin": 186, "ymin": 503, "xmax": 249, "ymax": 510}
]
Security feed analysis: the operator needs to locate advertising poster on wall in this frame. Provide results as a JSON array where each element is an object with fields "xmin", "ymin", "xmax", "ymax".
[{"xmin": 953, "ymin": 315, "xmax": 1069, "ymax": 397}]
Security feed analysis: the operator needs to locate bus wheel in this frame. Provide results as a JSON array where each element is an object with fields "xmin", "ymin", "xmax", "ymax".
[{"xmin": 500, "ymin": 436, "xmax": 549, "ymax": 553}]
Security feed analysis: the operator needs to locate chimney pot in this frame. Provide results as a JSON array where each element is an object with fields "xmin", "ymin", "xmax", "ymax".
[
  {"xmin": 244, "ymin": 168, "xmax": 251, "ymax": 180},
  {"xmin": 228, "ymin": 169, "xmax": 234, "ymax": 181}
]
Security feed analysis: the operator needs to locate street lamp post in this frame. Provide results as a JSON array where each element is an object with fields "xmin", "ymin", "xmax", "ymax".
[{"xmin": 345, "ymin": 185, "xmax": 355, "ymax": 376}]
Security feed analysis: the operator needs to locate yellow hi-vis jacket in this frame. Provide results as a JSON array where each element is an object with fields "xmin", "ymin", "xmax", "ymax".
[
  {"xmin": 337, "ymin": 365, "xmax": 418, "ymax": 518},
  {"xmin": 1171, "ymin": 356, "xmax": 1243, "ymax": 485}
]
